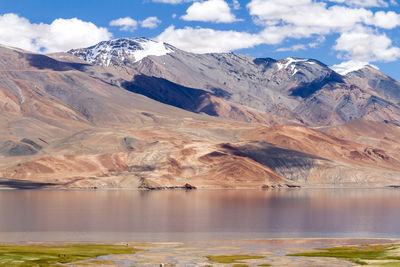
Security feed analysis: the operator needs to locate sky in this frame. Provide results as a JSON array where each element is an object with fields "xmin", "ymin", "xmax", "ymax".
[{"xmin": 0, "ymin": 0, "xmax": 399, "ymax": 79}]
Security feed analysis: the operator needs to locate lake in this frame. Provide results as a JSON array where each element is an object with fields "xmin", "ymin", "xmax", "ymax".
[{"xmin": 0, "ymin": 189, "xmax": 399, "ymax": 242}]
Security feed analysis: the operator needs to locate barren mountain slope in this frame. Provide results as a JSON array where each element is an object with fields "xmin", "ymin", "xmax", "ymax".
[
  {"xmin": 0, "ymin": 45, "xmax": 297, "ymax": 189},
  {"xmin": 0, "ymin": 43, "xmax": 400, "ymax": 189},
  {"xmin": 2, "ymin": 119, "xmax": 400, "ymax": 189},
  {"xmin": 325, "ymin": 120, "xmax": 400, "ymax": 157},
  {"xmin": 69, "ymin": 38, "xmax": 400, "ymax": 127},
  {"xmin": 345, "ymin": 65, "xmax": 400, "ymax": 105}
]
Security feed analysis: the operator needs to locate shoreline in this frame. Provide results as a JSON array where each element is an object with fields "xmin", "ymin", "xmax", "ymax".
[
  {"xmin": 1, "ymin": 185, "xmax": 400, "ymax": 191},
  {"xmin": 1, "ymin": 237, "xmax": 400, "ymax": 245},
  {"xmin": 1, "ymin": 238, "xmax": 399, "ymax": 266}
]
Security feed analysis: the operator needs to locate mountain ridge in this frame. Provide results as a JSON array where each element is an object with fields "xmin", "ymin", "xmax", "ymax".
[
  {"xmin": 67, "ymin": 38, "xmax": 400, "ymax": 127},
  {"xmin": 0, "ymin": 39, "xmax": 399, "ymax": 189}
]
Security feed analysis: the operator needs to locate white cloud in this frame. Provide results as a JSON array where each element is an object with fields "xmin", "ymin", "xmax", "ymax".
[
  {"xmin": 151, "ymin": 0, "xmax": 193, "ymax": 3},
  {"xmin": 371, "ymin": 11, "xmax": 400, "ymax": 29},
  {"xmin": 156, "ymin": 25, "xmax": 262, "ymax": 53},
  {"xmin": 110, "ymin": 16, "xmax": 162, "ymax": 31},
  {"xmin": 277, "ymin": 35, "xmax": 325, "ymax": 52},
  {"xmin": 331, "ymin": 60, "xmax": 379, "ymax": 74},
  {"xmin": 247, "ymin": 0, "xmax": 372, "ymax": 32},
  {"xmin": 155, "ymin": 0, "xmax": 400, "ymax": 68},
  {"xmin": 309, "ymin": 35, "xmax": 326, "ymax": 48},
  {"xmin": 232, "ymin": 0, "xmax": 240, "ymax": 9},
  {"xmin": 141, "ymin": 16, "xmax": 162, "ymax": 29},
  {"xmin": 334, "ymin": 26, "xmax": 400, "ymax": 62},
  {"xmin": 276, "ymin": 44, "xmax": 307, "ymax": 52},
  {"xmin": 110, "ymin": 17, "xmax": 138, "ymax": 32},
  {"xmin": 327, "ymin": 0, "xmax": 389, "ymax": 7},
  {"xmin": 0, "ymin": 13, "xmax": 111, "ymax": 53},
  {"xmin": 181, "ymin": 0, "xmax": 238, "ymax": 23},
  {"xmin": 247, "ymin": 0, "xmax": 400, "ymax": 36},
  {"xmin": 245, "ymin": 0, "xmax": 400, "ymax": 65}
]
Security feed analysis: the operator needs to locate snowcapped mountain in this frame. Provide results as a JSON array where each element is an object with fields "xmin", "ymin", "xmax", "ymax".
[
  {"xmin": 1, "ymin": 42, "xmax": 400, "ymax": 189},
  {"xmin": 275, "ymin": 57, "xmax": 319, "ymax": 76},
  {"xmin": 68, "ymin": 37, "xmax": 174, "ymax": 67},
  {"xmin": 65, "ymin": 38, "xmax": 400, "ymax": 126}
]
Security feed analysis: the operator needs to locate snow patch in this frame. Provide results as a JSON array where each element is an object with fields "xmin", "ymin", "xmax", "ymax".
[
  {"xmin": 276, "ymin": 57, "xmax": 307, "ymax": 72},
  {"xmin": 331, "ymin": 60, "xmax": 379, "ymax": 75},
  {"xmin": 133, "ymin": 40, "xmax": 172, "ymax": 62},
  {"xmin": 276, "ymin": 57, "xmax": 308, "ymax": 76},
  {"xmin": 70, "ymin": 38, "xmax": 173, "ymax": 67}
]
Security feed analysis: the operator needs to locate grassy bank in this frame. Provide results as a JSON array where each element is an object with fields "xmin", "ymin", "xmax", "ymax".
[
  {"xmin": 288, "ymin": 244, "xmax": 400, "ymax": 266},
  {"xmin": 206, "ymin": 255, "xmax": 269, "ymax": 266},
  {"xmin": 0, "ymin": 243, "xmax": 141, "ymax": 266}
]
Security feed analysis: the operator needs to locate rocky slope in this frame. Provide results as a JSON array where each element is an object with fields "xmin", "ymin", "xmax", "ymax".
[
  {"xmin": 0, "ymin": 41, "xmax": 399, "ymax": 189},
  {"xmin": 69, "ymin": 38, "xmax": 400, "ymax": 127}
]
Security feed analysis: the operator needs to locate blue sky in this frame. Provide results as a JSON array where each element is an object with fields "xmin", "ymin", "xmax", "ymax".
[{"xmin": 0, "ymin": 0, "xmax": 399, "ymax": 79}]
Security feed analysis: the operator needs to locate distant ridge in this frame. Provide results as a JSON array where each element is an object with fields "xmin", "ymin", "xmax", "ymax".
[{"xmin": 68, "ymin": 37, "xmax": 174, "ymax": 67}]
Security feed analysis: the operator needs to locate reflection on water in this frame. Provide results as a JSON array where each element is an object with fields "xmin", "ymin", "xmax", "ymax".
[{"xmin": 0, "ymin": 189, "xmax": 399, "ymax": 242}]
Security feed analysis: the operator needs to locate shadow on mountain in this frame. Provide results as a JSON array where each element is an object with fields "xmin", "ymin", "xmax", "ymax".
[
  {"xmin": 0, "ymin": 139, "xmax": 43, "ymax": 157},
  {"xmin": 253, "ymin": 58, "xmax": 276, "ymax": 71},
  {"xmin": 122, "ymin": 75, "xmax": 230, "ymax": 115},
  {"xmin": 220, "ymin": 141, "xmax": 329, "ymax": 182},
  {"xmin": 0, "ymin": 179, "xmax": 56, "ymax": 189},
  {"xmin": 290, "ymin": 71, "xmax": 344, "ymax": 98},
  {"xmin": 25, "ymin": 53, "xmax": 89, "ymax": 71}
]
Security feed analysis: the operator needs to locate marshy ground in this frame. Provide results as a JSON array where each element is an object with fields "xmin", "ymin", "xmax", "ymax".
[{"xmin": 0, "ymin": 239, "xmax": 399, "ymax": 266}]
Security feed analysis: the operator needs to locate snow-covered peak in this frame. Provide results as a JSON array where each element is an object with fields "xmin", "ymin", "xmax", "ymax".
[
  {"xmin": 276, "ymin": 58, "xmax": 318, "ymax": 75},
  {"xmin": 68, "ymin": 37, "xmax": 174, "ymax": 67},
  {"xmin": 330, "ymin": 61, "xmax": 379, "ymax": 75}
]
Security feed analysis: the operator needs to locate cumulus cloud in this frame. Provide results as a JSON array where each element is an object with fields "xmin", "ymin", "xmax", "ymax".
[
  {"xmin": 109, "ymin": 17, "xmax": 138, "ymax": 32},
  {"xmin": 151, "ymin": 0, "xmax": 193, "ymax": 3},
  {"xmin": 110, "ymin": 16, "xmax": 162, "ymax": 31},
  {"xmin": 371, "ymin": 11, "xmax": 400, "ymax": 29},
  {"xmin": 0, "ymin": 13, "xmax": 111, "ymax": 53},
  {"xmin": 156, "ymin": 25, "xmax": 262, "ymax": 53},
  {"xmin": 141, "ymin": 16, "xmax": 161, "ymax": 29},
  {"xmin": 248, "ymin": 0, "xmax": 368, "ymax": 32},
  {"xmin": 244, "ymin": 0, "xmax": 400, "ymax": 65},
  {"xmin": 181, "ymin": 0, "xmax": 238, "ymax": 23},
  {"xmin": 247, "ymin": 0, "xmax": 400, "ymax": 37},
  {"xmin": 327, "ymin": 0, "xmax": 390, "ymax": 7},
  {"xmin": 155, "ymin": 0, "xmax": 400, "ymax": 66},
  {"xmin": 276, "ymin": 44, "xmax": 307, "ymax": 52},
  {"xmin": 334, "ymin": 26, "xmax": 400, "ymax": 62}
]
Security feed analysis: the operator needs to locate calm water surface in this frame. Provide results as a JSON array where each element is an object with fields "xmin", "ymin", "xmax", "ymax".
[{"xmin": 0, "ymin": 189, "xmax": 399, "ymax": 242}]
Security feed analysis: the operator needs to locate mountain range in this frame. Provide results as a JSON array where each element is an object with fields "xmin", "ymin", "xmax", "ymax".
[{"xmin": 0, "ymin": 38, "xmax": 399, "ymax": 189}]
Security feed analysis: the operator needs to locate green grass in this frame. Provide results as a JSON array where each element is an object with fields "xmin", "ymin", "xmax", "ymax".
[
  {"xmin": 288, "ymin": 244, "xmax": 400, "ymax": 266},
  {"xmin": 377, "ymin": 263, "xmax": 400, "ymax": 267},
  {"xmin": 0, "ymin": 244, "xmax": 142, "ymax": 266},
  {"xmin": 76, "ymin": 259, "xmax": 116, "ymax": 266},
  {"xmin": 258, "ymin": 264, "xmax": 272, "ymax": 267},
  {"xmin": 206, "ymin": 255, "xmax": 264, "ymax": 264}
]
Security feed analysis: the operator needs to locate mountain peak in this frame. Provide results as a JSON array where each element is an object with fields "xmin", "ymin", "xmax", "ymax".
[
  {"xmin": 331, "ymin": 61, "xmax": 379, "ymax": 76},
  {"xmin": 68, "ymin": 37, "xmax": 174, "ymax": 67},
  {"xmin": 274, "ymin": 57, "xmax": 329, "ymax": 77}
]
